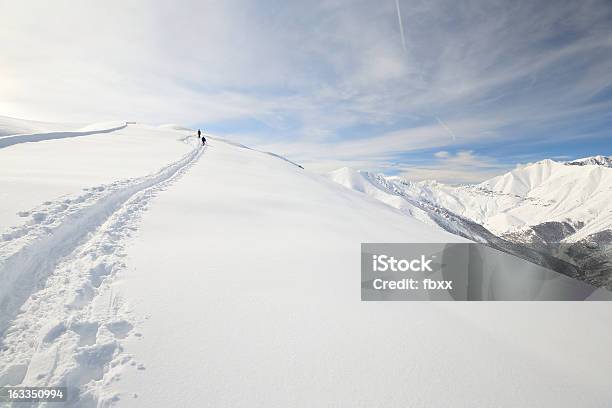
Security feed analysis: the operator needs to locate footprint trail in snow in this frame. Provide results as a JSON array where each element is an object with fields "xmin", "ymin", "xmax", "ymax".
[{"xmin": 0, "ymin": 138, "xmax": 204, "ymax": 406}]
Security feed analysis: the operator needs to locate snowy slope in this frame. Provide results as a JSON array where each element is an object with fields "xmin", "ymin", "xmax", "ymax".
[
  {"xmin": 90, "ymin": 140, "xmax": 610, "ymax": 407},
  {"xmin": 329, "ymin": 158, "xmax": 612, "ymax": 288},
  {"xmin": 397, "ymin": 159, "xmax": 612, "ymax": 240},
  {"xmin": 566, "ymin": 155, "xmax": 612, "ymax": 168},
  {"xmin": 328, "ymin": 167, "xmax": 435, "ymax": 224},
  {"xmin": 476, "ymin": 159, "xmax": 612, "ymax": 239},
  {"xmin": 0, "ymin": 115, "xmax": 81, "ymax": 137},
  {"xmin": 332, "ymin": 159, "xmax": 612, "ymax": 242},
  {"xmin": 0, "ymin": 120, "xmax": 193, "ymax": 232},
  {"xmin": 0, "ymin": 120, "xmax": 464, "ymax": 406},
  {"xmin": 329, "ymin": 167, "xmax": 514, "ymax": 243},
  {"xmin": 0, "ymin": 120, "xmax": 203, "ymax": 405},
  {"xmin": 1, "ymin": 119, "xmax": 612, "ymax": 407}
]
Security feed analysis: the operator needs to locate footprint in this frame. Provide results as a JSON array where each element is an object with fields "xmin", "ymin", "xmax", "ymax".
[
  {"xmin": 71, "ymin": 321, "xmax": 100, "ymax": 346},
  {"xmin": 106, "ymin": 320, "xmax": 134, "ymax": 339},
  {"xmin": 41, "ymin": 321, "xmax": 67, "ymax": 343},
  {"xmin": 89, "ymin": 263, "xmax": 113, "ymax": 288},
  {"xmin": 74, "ymin": 341, "xmax": 119, "ymax": 382},
  {"xmin": 67, "ymin": 282, "xmax": 95, "ymax": 309},
  {"xmin": 0, "ymin": 363, "xmax": 28, "ymax": 386},
  {"xmin": 32, "ymin": 212, "xmax": 47, "ymax": 223},
  {"xmin": 100, "ymin": 243, "xmax": 117, "ymax": 254}
]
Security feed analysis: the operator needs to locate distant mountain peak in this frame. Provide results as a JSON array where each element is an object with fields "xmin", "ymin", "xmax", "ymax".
[
  {"xmin": 565, "ymin": 155, "xmax": 612, "ymax": 168},
  {"xmin": 329, "ymin": 156, "xmax": 612, "ymax": 289}
]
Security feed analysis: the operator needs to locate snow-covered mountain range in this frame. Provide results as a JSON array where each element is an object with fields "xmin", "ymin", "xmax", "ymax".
[
  {"xmin": 329, "ymin": 157, "xmax": 612, "ymax": 289},
  {"xmin": 0, "ymin": 115, "xmax": 465, "ymax": 406},
  {"xmin": 1, "ymin": 114, "xmax": 611, "ymax": 406}
]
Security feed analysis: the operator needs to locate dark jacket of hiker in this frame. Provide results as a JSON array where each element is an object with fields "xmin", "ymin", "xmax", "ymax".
[
  {"xmin": 197, "ymin": 129, "xmax": 201, "ymax": 138},
  {"xmin": 202, "ymin": 136, "xmax": 207, "ymax": 145}
]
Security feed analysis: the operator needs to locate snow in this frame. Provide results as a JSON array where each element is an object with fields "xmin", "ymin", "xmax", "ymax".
[
  {"xmin": 0, "ymin": 121, "xmax": 193, "ymax": 232},
  {"xmin": 335, "ymin": 159, "xmax": 612, "ymax": 241},
  {"xmin": 474, "ymin": 159, "xmax": 612, "ymax": 239},
  {"xmin": 0, "ymin": 115, "xmax": 81, "ymax": 137},
  {"xmin": 1, "ymin": 117, "xmax": 612, "ymax": 407},
  {"xmin": 328, "ymin": 160, "xmax": 612, "ymax": 289},
  {"xmin": 328, "ymin": 167, "xmax": 421, "ymax": 215},
  {"xmin": 0, "ymin": 122, "xmax": 128, "ymax": 150},
  {"xmin": 111, "ymin": 141, "xmax": 611, "ymax": 407},
  {"xmin": 566, "ymin": 155, "xmax": 612, "ymax": 168},
  {"xmin": 327, "ymin": 167, "xmax": 441, "ymax": 229}
]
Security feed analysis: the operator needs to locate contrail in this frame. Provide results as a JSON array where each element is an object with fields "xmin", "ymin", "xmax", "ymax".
[
  {"xmin": 395, "ymin": 0, "xmax": 407, "ymax": 52},
  {"xmin": 435, "ymin": 116, "xmax": 457, "ymax": 141}
]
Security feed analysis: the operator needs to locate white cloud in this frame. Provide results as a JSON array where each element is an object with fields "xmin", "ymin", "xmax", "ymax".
[
  {"xmin": 1, "ymin": 0, "xmax": 611, "ymax": 183},
  {"xmin": 397, "ymin": 150, "xmax": 511, "ymax": 184}
]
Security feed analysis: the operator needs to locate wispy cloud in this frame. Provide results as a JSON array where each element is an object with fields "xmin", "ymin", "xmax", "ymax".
[
  {"xmin": 434, "ymin": 117, "xmax": 457, "ymax": 141},
  {"xmin": 395, "ymin": 0, "xmax": 407, "ymax": 52},
  {"xmin": 1, "ymin": 0, "xmax": 611, "ymax": 182},
  {"xmin": 397, "ymin": 150, "xmax": 512, "ymax": 184}
]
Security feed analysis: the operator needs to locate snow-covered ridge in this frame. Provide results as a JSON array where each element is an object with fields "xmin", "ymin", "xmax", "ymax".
[
  {"xmin": 210, "ymin": 134, "xmax": 304, "ymax": 169},
  {"xmin": 0, "ymin": 114, "xmax": 82, "ymax": 137},
  {"xmin": 0, "ymin": 143, "xmax": 203, "ymax": 332},
  {"xmin": 157, "ymin": 123, "xmax": 194, "ymax": 132},
  {"xmin": 565, "ymin": 155, "xmax": 612, "ymax": 168},
  {"xmin": 0, "ymin": 117, "xmax": 462, "ymax": 405},
  {"xmin": 377, "ymin": 157, "xmax": 612, "ymax": 240},
  {"xmin": 0, "ymin": 122, "xmax": 128, "ymax": 149},
  {"xmin": 1, "ymin": 115, "xmax": 611, "ymax": 406},
  {"xmin": 0, "ymin": 132, "xmax": 204, "ymax": 400},
  {"xmin": 329, "ymin": 157, "xmax": 612, "ymax": 288}
]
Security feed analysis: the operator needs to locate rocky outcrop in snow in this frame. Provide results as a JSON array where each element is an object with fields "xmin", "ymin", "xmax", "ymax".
[{"xmin": 566, "ymin": 155, "xmax": 612, "ymax": 168}]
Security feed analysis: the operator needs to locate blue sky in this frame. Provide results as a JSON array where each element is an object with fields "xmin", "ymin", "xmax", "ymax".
[{"xmin": 2, "ymin": 0, "xmax": 612, "ymax": 183}]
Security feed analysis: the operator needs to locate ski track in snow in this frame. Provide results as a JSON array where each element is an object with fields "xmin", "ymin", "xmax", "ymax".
[
  {"xmin": 0, "ymin": 138, "xmax": 204, "ymax": 406},
  {"xmin": 0, "ymin": 123, "xmax": 127, "ymax": 149}
]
